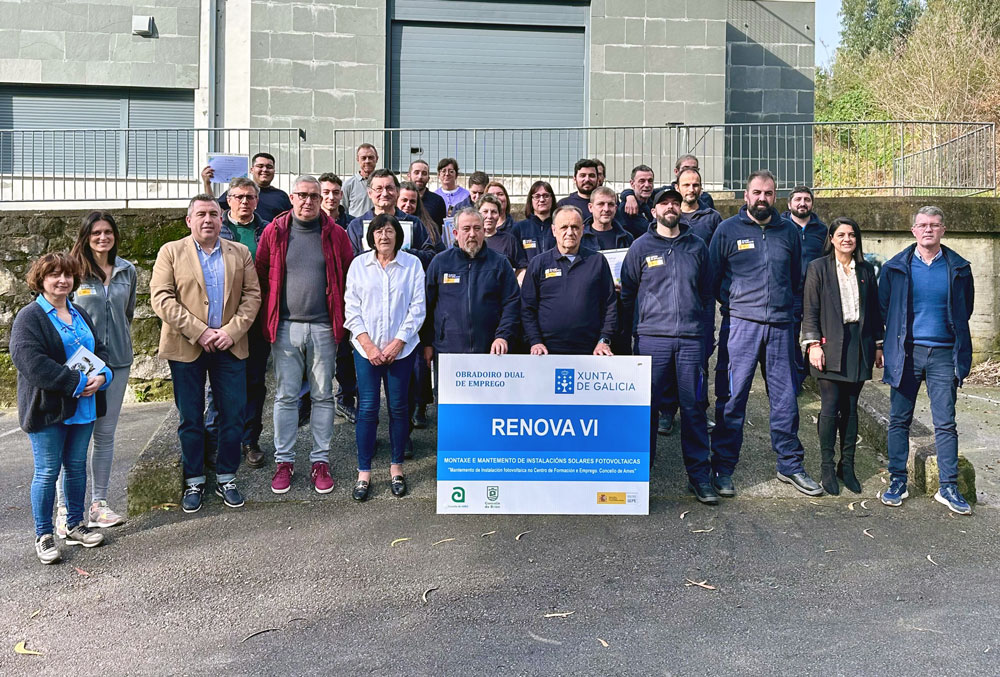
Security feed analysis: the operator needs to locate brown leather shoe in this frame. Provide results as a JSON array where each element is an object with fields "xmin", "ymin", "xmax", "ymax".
[{"xmin": 242, "ymin": 443, "xmax": 267, "ymax": 469}]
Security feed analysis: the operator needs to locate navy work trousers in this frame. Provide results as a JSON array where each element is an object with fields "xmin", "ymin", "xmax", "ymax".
[
  {"xmin": 711, "ymin": 317, "xmax": 805, "ymax": 477},
  {"xmin": 638, "ymin": 335, "xmax": 711, "ymax": 484}
]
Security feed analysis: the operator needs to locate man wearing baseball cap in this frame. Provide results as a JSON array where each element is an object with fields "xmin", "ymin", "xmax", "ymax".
[{"xmin": 620, "ymin": 187, "xmax": 718, "ymax": 504}]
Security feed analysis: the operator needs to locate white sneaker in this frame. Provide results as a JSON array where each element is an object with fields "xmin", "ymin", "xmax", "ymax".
[
  {"xmin": 35, "ymin": 534, "xmax": 62, "ymax": 564},
  {"xmin": 55, "ymin": 504, "xmax": 68, "ymax": 539},
  {"xmin": 88, "ymin": 500, "xmax": 125, "ymax": 528}
]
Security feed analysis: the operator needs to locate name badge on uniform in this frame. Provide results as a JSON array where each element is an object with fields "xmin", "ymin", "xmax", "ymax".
[
  {"xmin": 737, "ymin": 239, "xmax": 755, "ymax": 251},
  {"xmin": 442, "ymin": 273, "xmax": 461, "ymax": 284},
  {"xmin": 645, "ymin": 255, "xmax": 664, "ymax": 268},
  {"xmin": 522, "ymin": 239, "xmax": 537, "ymax": 249},
  {"xmin": 544, "ymin": 267, "xmax": 562, "ymax": 279},
  {"xmin": 76, "ymin": 286, "xmax": 96, "ymax": 296}
]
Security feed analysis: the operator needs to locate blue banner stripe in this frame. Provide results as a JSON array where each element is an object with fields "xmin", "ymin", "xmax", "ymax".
[{"xmin": 437, "ymin": 403, "xmax": 650, "ymax": 453}]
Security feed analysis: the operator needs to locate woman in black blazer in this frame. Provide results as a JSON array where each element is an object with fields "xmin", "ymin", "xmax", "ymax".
[{"xmin": 801, "ymin": 217, "xmax": 884, "ymax": 495}]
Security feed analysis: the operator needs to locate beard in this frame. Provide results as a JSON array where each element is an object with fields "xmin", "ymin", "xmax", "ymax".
[
  {"xmin": 656, "ymin": 213, "xmax": 679, "ymax": 229},
  {"xmin": 750, "ymin": 200, "xmax": 771, "ymax": 220},
  {"xmin": 461, "ymin": 241, "xmax": 483, "ymax": 258}
]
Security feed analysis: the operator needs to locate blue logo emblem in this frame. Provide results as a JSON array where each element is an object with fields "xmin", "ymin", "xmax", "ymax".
[{"xmin": 555, "ymin": 369, "xmax": 575, "ymax": 394}]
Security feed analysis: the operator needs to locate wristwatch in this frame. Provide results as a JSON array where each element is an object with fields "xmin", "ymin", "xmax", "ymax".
[{"xmin": 598, "ymin": 337, "xmax": 611, "ymax": 345}]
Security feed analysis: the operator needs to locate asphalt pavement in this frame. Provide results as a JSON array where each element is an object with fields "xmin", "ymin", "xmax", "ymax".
[{"xmin": 1, "ymin": 394, "xmax": 998, "ymax": 675}]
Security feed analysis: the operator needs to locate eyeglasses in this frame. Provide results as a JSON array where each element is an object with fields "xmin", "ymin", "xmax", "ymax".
[
  {"xmin": 292, "ymin": 192, "xmax": 321, "ymax": 202},
  {"xmin": 229, "ymin": 194, "xmax": 258, "ymax": 202},
  {"xmin": 531, "ymin": 193, "xmax": 553, "ymax": 201},
  {"xmin": 252, "ymin": 164, "xmax": 275, "ymax": 170},
  {"xmin": 912, "ymin": 223, "xmax": 943, "ymax": 231}
]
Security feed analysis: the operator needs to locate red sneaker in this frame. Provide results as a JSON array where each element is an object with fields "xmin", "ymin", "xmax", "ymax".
[
  {"xmin": 311, "ymin": 462, "xmax": 334, "ymax": 494},
  {"xmin": 271, "ymin": 462, "xmax": 293, "ymax": 494}
]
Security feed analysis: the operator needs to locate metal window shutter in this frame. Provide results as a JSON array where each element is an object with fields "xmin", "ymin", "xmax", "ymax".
[
  {"xmin": 389, "ymin": 20, "xmax": 586, "ymax": 175},
  {"xmin": 0, "ymin": 86, "xmax": 123, "ymax": 175},
  {"xmin": 126, "ymin": 90, "xmax": 195, "ymax": 178}
]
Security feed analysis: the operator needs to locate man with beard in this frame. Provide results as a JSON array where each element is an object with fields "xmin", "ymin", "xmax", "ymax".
[
  {"xmin": 620, "ymin": 154, "xmax": 715, "ymax": 219},
  {"xmin": 521, "ymin": 206, "xmax": 617, "ymax": 356},
  {"xmin": 708, "ymin": 170, "xmax": 822, "ymax": 497},
  {"xmin": 617, "ymin": 164, "xmax": 656, "ymax": 240},
  {"xmin": 342, "ymin": 144, "xmax": 378, "ymax": 216},
  {"xmin": 408, "ymin": 159, "xmax": 447, "ymax": 227},
  {"xmin": 782, "ymin": 185, "xmax": 828, "ymax": 387},
  {"xmin": 677, "ymin": 168, "xmax": 722, "ymax": 246},
  {"xmin": 422, "ymin": 207, "xmax": 520, "ymax": 367},
  {"xmin": 556, "ymin": 159, "xmax": 600, "ymax": 220},
  {"xmin": 621, "ymin": 187, "xmax": 716, "ymax": 504}
]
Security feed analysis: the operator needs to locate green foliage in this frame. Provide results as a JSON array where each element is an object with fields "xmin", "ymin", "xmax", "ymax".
[{"xmin": 839, "ymin": 0, "xmax": 922, "ymax": 58}]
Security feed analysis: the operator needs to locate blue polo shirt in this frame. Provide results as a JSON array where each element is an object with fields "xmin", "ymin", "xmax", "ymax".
[{"xmin": 36, "ymin": 296, "xmax": 113, "ymax": 425}]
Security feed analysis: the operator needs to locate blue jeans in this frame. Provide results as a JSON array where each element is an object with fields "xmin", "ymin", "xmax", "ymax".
[
  {"xmin": 169, "ymin": 351, "xmax": 246, "ymax": 485},
  {"xmin": 354, "ymin": 349, "xmax": 415, "ymax": 471},
  {"xmin": 272, "ymin": 321, "xmax": 337, "ymax": 464},
  {"xmin": 205, "ymin": 325, "xmax": 270, "ymax": 447},
  {"xmin": 888, "ymin": 344, "xmax": 959, "ymax": 484},
  {"xmin": 638, "ymin": 335, "xmax": 711, "ymax": 483},
  {"xmin": 28, "ymin": 421, "xmax": 94, "ymax": 537},
  {"xmin": 712, "ymin": 317, "xmax": 804, "ymax": 476}
]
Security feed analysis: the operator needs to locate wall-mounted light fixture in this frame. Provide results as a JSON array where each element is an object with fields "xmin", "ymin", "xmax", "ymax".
[{"xmin": 132, "ymin": 16, "xmax": 155, "ymax": 37}]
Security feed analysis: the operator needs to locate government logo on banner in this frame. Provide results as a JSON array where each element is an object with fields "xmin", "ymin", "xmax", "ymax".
[{"xmin": 555, "ymin": 369, "xmax": 575, "ymax": 394}]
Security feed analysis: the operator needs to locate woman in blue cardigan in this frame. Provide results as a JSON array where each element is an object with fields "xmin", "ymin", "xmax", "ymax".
[{"xmin": 10, "ymin": 252, "xmax": 113, "ymax": 564}]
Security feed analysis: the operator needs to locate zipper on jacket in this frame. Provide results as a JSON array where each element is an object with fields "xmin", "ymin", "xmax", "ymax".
[{"xmin": 760, "ymin": 225, "xmax": 769, "ymax": 323}]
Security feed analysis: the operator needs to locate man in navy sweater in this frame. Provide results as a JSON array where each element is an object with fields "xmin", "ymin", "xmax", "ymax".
[
  {"xmin": 408, "ymin": 159, "xmax": 447, "ymax": 227},
  {"xmin": 521, "ymin": 206, "xmax": 617, "ymax": 356},
  {"xmin": 345, "ymin": 169, "xmax": 437, "ymax": 267},
  {"xmin": 879, "ymin": 206, "xmax": 975, "ymax": 515},
  {"xmin": 202, "ymin": 152, "xmax": 293, "ymax": 225},
  {"xmin": 621, "ymin": 187, "xmax": 717, "ymax": 504},
  {"xmin": 709, "ymin": 170, "xmax": 822, "ymax": 497},
  {"xmin": 782, "ymin": 185, "xmax": 828, "ymax": 387},
  {"xmin": 422, "ymin": 208, "xmax": 520, "ymax": 363},
  {"xmin": 616, "ymin": 164, "xmax": 656, "ymax": 239},
  {"xmin": 556, "ymin": 159, "xmax": 600, "ymax": 220}
]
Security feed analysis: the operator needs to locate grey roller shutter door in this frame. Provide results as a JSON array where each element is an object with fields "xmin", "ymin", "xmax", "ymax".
[
  {"xmin": 0, "ymin": 86, "xmax": 122, "ymax": 175},
  {"xmin": 0, "ymin": 85, "xmax": 193, "ymax": 177},
  {"xmin": 126, "ymin": 90, "xmax": 195, "ymax": 178},
  {"xmin": 389, "ymin": 20, "xmax": 586, "ymax": 175}
]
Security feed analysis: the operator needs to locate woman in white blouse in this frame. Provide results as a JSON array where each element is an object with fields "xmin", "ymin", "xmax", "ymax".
[
  {"xmin": 801, "ymin": 217, "xmax": 883, "ymax": 496},
  {"xmin": 344, "ymin": 214, "xmax": 426, "ymax": 501}
]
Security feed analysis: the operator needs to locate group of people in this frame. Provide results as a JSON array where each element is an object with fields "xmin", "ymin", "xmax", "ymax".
[{"xmin": 12, "ymin": 145, "xmax": 976, "ymax": 567}]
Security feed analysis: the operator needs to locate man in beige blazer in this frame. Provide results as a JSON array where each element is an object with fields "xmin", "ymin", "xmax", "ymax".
[{"xmin": 151, "ymin": 194, "xmax": 261, "ymax": 514}]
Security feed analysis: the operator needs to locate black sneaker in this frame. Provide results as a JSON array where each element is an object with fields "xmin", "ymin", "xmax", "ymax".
[
  {"xmin": 412, "ymin": 407, "xmax": 428, "ymax": 429},
  {"xmin": 336, "ymin": 401, "xmax": 357, "ymax": 424},
  {"xmin": 688, "ymin": 481, "xmax": 721, "ymax": 505},
  {"xmin": 657, "ymin": 413, "xmax": 675, "ymax": 436},
  {"xmin": 182, "ymin": 484, "xmax": 204, "ymax": 513},
  {"xmin": 712, "ymin": 474, "xmax": 736, "ymax": 498},
  {"xmin": 215, "ymin": 481, "xmax": 245, "ymax": 508}
]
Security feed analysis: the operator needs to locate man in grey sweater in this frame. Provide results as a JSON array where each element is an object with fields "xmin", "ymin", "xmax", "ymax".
[{"xmin": 254, "ymin": 175, "xmax": 354, "ymax": 496}]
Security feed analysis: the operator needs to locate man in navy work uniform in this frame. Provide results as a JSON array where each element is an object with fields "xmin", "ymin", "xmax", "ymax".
[
  {"xmin": 709, "ymin": 169, "xmax": 822, "ymax": 497},
  {"xmin": 408, "ymin": 159, "xmax": 447, "ymax": 227},
  {"xmin": 677, "ymin": 168, "xmax": 722, "ymax": 246},
  {"xmin": 521, "ymin": 206, "xmax": 617, "ymax": 356},
  {"xmin": 879, "ymin": 206, "xmax": 975, "ymax": 515},
  {"xmin": 620, "ymin": 154, "xmax": 716, "ymax": 222},
  {"xmin": 782, "ymin": 185, "xmax": 828, "ymax": 388},
  {"xmin": 584, "ymin": 186, "xmax": 633, "ymax": 252},
  {"xmin": 202, "ymin": 152, "xmax": 293, "ymax": 225},
  {"xmin": 346, "ymin": 169, "xmax": 437, "ymax": 267},
  {"xmin": 423, "ymin": 207, "xmax": 520, "ymax": 366},
  {"xmin": 616, "ymin": 165, "xmax": 656, "ymax": 239},
  {"xmin": 621, "ymin": 187, "xmax": 717, "ymax": 505},
  {"xmin": 556, "ymin": 159, "xmax": 600, "ymax": 221}
]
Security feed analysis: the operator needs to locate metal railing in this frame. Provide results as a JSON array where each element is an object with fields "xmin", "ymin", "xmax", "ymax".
[
  {"xmin": 334, "ymin": 121, "xmax": 997, "ymax": 200},
  {"xmin": 0, "ymin": 128, "xmax": 304, "ymax": 203}
]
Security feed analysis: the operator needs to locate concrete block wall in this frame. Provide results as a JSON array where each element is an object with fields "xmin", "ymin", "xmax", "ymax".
[
  {"xmin": 591, "ymin": 0, "xmax": 727, "ymax": 128},
  {"xmin": 249, "ymin": 0, "xmax": 387, "ymax": 174},
  {"xmin": 724, "ymin": 0, "xmax": 815, "ymax": 187},
  {"xmin": 0, "ymin": 0, "xmax": 200, "ymax": 88}
]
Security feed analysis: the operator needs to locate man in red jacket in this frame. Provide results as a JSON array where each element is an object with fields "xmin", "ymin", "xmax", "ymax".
[{"xmin": 256, "ymin": 175, "xmax": 354, "ymax": 495}]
